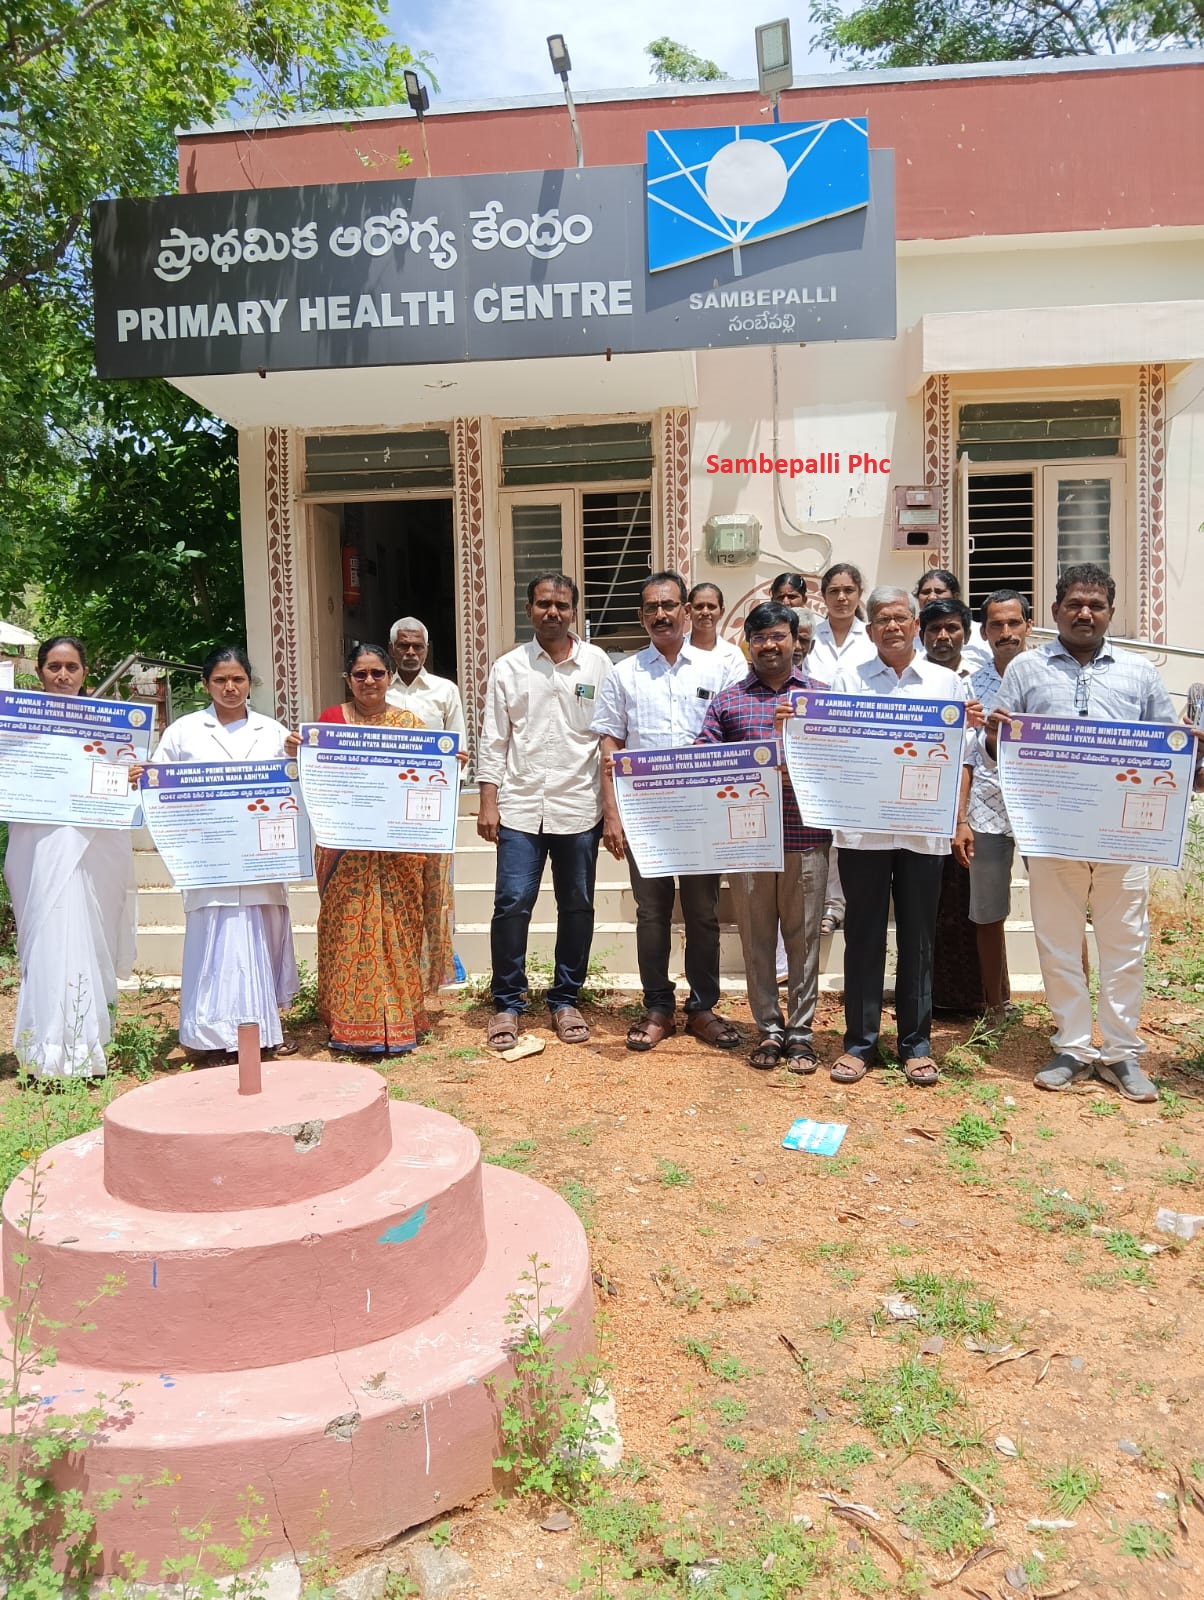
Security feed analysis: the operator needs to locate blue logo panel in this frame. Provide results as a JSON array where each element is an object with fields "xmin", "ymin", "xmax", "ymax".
[{"xmin": 646, "ymin": 120, "xmax": 870, "ymax": 273}]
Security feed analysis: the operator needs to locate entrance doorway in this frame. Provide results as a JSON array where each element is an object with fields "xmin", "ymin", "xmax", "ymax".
[{"xmin": 308, "ymin": 497, "xmax": 457, "ymax": 713}]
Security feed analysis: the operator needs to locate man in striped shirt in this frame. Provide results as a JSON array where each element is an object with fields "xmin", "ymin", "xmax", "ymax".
[{"xmin": 697, "ymin": 601, "xmax": 831, "ymax": 1073}]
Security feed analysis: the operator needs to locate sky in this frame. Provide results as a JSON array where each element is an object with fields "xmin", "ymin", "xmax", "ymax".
[{"xmin": 391, "ymin": 1, "xmax": 842, "ymax": 105}]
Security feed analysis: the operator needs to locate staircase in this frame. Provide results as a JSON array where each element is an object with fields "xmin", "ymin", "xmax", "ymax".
[{"xmin": 132, "ymin": 791, "xmax": 1048, "ymax": 991}]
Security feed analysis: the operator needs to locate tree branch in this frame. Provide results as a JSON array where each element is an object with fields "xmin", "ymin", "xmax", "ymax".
[
  {"xmin": 7, "ymin": 0, "xmax": 124, "ymax": 70},
  {"xmin": 0, "ymin": 213, "xmax": 82, "ymax": 295}
]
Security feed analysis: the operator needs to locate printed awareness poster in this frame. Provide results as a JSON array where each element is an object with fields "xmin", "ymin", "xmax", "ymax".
[
  {"xmin": 613, "ymin": 740, "xmax": 783, "ymax": 876},
  {"xmin": 298, "ymin": 723, "xmax": 461, "ymax": 852},
  {"xmin": 782, "ymin": 690, "xmax": 965, "ymax": 837},
  {"xmin": 998, "ymin": 714, "xmax": 1195, "ymax": 868},
  {"xmin": 142, "ymin": 760, "xmax": 313, "ymax": 887},
  {"xmin": 0, "ymin": 688, "xmax": 152, "ymax": 828}
]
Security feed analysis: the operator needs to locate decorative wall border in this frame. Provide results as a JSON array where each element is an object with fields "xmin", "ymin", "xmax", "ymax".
[
  {"xmin": 453, "ymin": 416, "xmax": 489, "ymax": 759},
  {"xmin": 722, "ymin": 574, "xmax": 822, "ymax": 645},
  {"xmin": 265, "ymin": 427, "xmax": 302, "ymax": 728},
  {"xmin": 659, "ymin": 407, "xmax": 692, "ymax": 583},
  {"xmin": 1136, "ymin": 363, "xmax": 1167, "ymax": 645},
  {"xmin": 922, "ymin": 374, "xmax": 954, "ymax": 571}
]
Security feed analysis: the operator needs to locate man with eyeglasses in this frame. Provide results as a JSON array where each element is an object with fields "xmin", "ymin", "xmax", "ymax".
[
  {"xmin": 696, "ymin": 601, "xmax": 831, "ymax": 1073},
  {"xmin": 989, "ymin": 562, "xmax": 1185, "ymax": 1102},
  {"xmin": 476, "ymin": 573, "xmax": 612, "ymax": 1052},
  {"xmin": 592, "ymin": 571, "xmax": 746, "ymax": 1052}
]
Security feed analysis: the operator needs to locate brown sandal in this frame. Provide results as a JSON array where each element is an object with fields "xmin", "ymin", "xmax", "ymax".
[
  {"xmin": 626, "ymin": 1011, "xmax": 675, "ymax": 1052},
  {"xmin": 487, "ymin": 1011, "xmax": 520, "ymax": 1051},
  {"xmin": 685, "ymin": 1010, "xmax": 742, "ymax": 1050},
  {"xmin": 830, "ymin": 1052, "xmax": 869, "ymax": 1084},
  {"xmin": 551, "ymin": 1006, "xmax": 590, "ymax": 1044},
  {"xmin": 904, "ymin": 1055, "xmax": 939, "ymax": 1087}
]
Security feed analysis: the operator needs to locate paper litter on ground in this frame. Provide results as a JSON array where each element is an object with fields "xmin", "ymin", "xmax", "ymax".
[{"xmin": 782, "ymin": 1119, "xmax": 847, "ymax": 1156}]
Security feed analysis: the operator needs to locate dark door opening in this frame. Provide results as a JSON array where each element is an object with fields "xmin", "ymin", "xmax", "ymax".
[{"xmin": 339, "ymin": 498, "xmax": 458, "ymax": 683}]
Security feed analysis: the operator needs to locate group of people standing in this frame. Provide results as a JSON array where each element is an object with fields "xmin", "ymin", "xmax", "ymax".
[
  {"xmin": 5, "ymin": 622, "xmax": 463, "ymax": 1078},
  {"xmin": 6, "ymin": 559, "xmax": 1192, "ymax": 1103}
]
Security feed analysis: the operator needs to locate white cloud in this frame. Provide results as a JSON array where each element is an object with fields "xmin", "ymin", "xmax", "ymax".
[{"xmin": 394, "ymin": 0, "xmax": 836, "ymax": 104}]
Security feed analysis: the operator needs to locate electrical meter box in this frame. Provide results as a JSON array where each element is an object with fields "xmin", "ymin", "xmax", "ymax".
[
  {"xmin": 892, "ymin": 486, "xmax": 943, "ymax": 550},
  {"xmin": 704, "ymin": 514, "xmax": 761, "ymax": 567}
]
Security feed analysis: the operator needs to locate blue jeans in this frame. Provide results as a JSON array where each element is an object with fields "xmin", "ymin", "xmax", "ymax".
[{"xmin": 490, "ymin": 822, "xmax": 602, "ymax": 1014}]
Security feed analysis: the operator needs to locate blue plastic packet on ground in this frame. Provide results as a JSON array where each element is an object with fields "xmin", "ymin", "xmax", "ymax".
[
  {"xmin": 782, "ymin": 1119, "xmax": 848, "ymax": 1156},
  {"xmin": 453, "ymin": 951, "xmax": 466, "ymax": 982}
]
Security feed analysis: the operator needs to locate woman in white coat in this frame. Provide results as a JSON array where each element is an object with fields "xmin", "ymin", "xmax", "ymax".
[
  {"xmin": 149, "ymin": 647, "xmax": 300, "ymax": 1061},
  {"xmin": 5, "ymin": 636, "xmax": 136, "ymax": 1078}
]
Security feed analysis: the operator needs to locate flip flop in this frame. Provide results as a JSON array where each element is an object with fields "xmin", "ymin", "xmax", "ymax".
[
  {"xmin": 626, "ymin": 1011, "xmax": 675, "ymax": 1052},
  {"xmin": 830, "ymin": 1052, "xmax": 869, "ymax": 1084},
  {"xmin": 551, "ymin": 1006, "xmax": 590, "ymax": 1045}
]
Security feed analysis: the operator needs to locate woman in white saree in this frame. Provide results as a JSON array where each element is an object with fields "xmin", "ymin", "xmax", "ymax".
[
  {"xmin": 148, "ymin": 647, "xmax": 301, "ymax": 1062},
  {"xmin": 5, "ymin": 637, "xmax": 136, "ymax": 1078}
]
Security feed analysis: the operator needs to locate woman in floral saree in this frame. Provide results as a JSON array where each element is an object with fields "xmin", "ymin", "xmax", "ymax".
[{"xmin": 316, "ymin": 643, "xmax": 454, "ymax": 1053}]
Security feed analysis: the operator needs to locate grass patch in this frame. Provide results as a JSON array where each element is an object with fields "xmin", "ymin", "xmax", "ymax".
[
  {"xmin": 484, "ymin": 1137, "xmax": 537, "ymax": 1172},
  {"xmin": 1040, "ymin": 1461, "xmax": 1101, "ymax": 1515},
  {"xmin": 843, "ymin": 1355, "xmax": 965, "ymax": 1451},
  {"xmin": 1017, "ymin": 1185, "xmax": 1105, "ymax": 1234},
  {"xmin": 945, "ymin": 1110, "xmax": 1002, "ymax": 1150},
  {"xmin": 678, "ymin": 1336, "xmax": 750, "ymax": 1383},
  {"xmin": 558, "ymin": 1178, "xmax": 597, "ymax": 1233},
  {"xmin": 656, "ymin": 1158, "xmax": 693, "ymax": 1188},
  {"xmin": 898, "ymin": 1482, "xmax": 990, "ymax": 1555},
  {"xmin": 891, "ymin": 1269, "xmax": 999, "ymax": 1338}
]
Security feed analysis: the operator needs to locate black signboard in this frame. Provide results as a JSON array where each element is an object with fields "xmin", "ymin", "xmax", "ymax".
[{"xmin": 91, "ymin": 154, "xmax": 895, "ymax": 380}]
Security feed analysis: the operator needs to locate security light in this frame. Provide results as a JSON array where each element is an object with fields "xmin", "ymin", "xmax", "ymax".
[
  {"xmin": 547, "ymin": 34, "xmax": 572, "ymax": 78},
  {"xmin": 404, "ymin": 69, "xmax": 429, "ymax": 118},
  {"xmin": 755, "ymin": 19, "xmax": 793, "ymax": 98}
]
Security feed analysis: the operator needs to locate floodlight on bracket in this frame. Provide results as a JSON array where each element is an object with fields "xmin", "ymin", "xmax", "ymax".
[{"xmin": 547, "ymin": 33, "xmax": 584, "ymax": 169}]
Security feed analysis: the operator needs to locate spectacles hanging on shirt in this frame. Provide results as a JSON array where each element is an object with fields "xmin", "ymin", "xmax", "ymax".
[{"xmin": 1074, "ymin": 664, "xmax": 1094, "ymax": 715}]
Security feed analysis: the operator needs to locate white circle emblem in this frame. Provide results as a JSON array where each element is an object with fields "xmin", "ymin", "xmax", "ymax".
[{"xmin": 704, "ymin": 139, "xmax": 789, "ymax": 225}]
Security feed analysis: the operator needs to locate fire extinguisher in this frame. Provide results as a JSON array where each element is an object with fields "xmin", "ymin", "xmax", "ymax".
[{"xmin": 341, "ymin": 544, "xmax": 361, "ymax": 608}]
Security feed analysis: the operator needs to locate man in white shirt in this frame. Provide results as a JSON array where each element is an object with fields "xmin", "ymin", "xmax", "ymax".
[
  {"xmin": 476, "ymin": 574, "xmax": 611, "ymax": 1050},
  {"xmin": 386, "ymin": 616, "xmax": 468, "ymax": 737},
  {"xmin": 592, "ymin": 571, "xmax": 745, "ymax": 1053},
  {"xmin": 827, "ymin": 585, "xmax": 973, "ymax": 1088}
]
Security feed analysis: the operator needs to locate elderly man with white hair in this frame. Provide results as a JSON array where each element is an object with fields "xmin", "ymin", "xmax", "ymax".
[
  {"xmin": 826, "ymin": 584, "xmax": 976, "ymax": 1089},
  {"xmin": 386, "ymin": 615, "xmax": 468, "ymax": 984},
  {"xmin": 386, "ymin": 616, "xmax": 467, "ymax": 737}
]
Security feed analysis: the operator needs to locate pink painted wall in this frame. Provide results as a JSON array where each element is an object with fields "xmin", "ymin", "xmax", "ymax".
[{"xmin": 178, "ymin": 62, "xmax": 1204, "ymax": 240}]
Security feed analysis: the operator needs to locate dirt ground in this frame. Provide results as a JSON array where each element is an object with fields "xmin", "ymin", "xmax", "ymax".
[{"xmin": 2, "ymin": 931, "xmax": 1203, "ymax": 1598}]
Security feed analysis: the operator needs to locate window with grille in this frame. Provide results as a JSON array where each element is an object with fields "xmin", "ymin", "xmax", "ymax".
[
  {"xmin": 501, "ymin": 422, "xmax": 653, "ymax": 485},
  {"xmin": 958, "ymin": 399, "xmax": 1120, "ymax": 463},
  {"xmin": 304, "ymin": 431, "xmax": 453, "ymax": 493}
]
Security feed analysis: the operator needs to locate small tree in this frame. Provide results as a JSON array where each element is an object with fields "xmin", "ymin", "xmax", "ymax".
[{"xmin": 646, "ymin": 36, "xmax": 726, "ymax": 83}]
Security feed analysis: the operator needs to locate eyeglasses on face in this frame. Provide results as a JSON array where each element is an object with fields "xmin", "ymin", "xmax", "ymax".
[
  {"xmin": 749, "ymin": 630, "xmax": 794, "ymax": 648},
  {"xmin": 641, "ymin": 600, "xmax": 682, "ymax": 617},
  {"xmin": 349, "ymin": 668, "xmax": 389, "ymax": 681}
]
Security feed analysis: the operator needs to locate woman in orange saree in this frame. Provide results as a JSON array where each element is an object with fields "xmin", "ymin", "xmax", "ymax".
[{"xmin": 316, "ymin": 643, "xmax": 455, "ymax": 1053}]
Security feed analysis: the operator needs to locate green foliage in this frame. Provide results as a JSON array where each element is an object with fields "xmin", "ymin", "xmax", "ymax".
[
  {"xmin": 489, "ymin": 1255, "xmax": 612, "ymax": 1501},
  {"xmin": 645, "ymin": 36, "xmax": 725, "ymax": 82},
  {"xmin": 284, "ymin": 960, "xmax": 320, "ymax": 1026},
  {"xmin": 678, "ymin": 1336, "xmax": 750, "ymax": 1383},
  {"xmin": 484, "ymin": 1137, "xmax": 537, "ymax": 1172},
  {"xmin": 1107, "ymin": 1518, "xmax": 1174, "ymax": 1561},
  {"xmin": 0, "ymin": 1075, "xmax": 112, "ymax": 1195},
  {"xmin": 558, "ymin": 1179, "xmax": 597, "ymax": 1234},
  {"xmin": 106, "ymin": 1000, "xmax": 174, "ymax": 1082},
  {"xmin": 945, "ymin": 1110, "xmax": 1002, "ymax": 1150},
  {"xmin": 811, "ymin": 0, "xmax": 1204, "ymax": 70},
  {"xmin": 656, "ymin": 1158, "xmax": 692, "ymax": 1188},
  {"xmin": 1017, "ymin": 1185, "xmax": 1105, "ymax": 1234},
  {"xmin": 897, "ymin": 1482, "xmax": 988, "ymax": 1555},
  {"xmin": 2, "ymin": 0, "xmax": 428, "ymax": 663}
]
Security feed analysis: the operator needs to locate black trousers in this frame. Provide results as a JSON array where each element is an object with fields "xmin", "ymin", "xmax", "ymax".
[
  {"xmin": 626, "ymin": 856, "xmax": 721, "ymax": 1016},
  {"xmin": 840, "ymin": 847, "xmax": 945, "ymax": 1062}
]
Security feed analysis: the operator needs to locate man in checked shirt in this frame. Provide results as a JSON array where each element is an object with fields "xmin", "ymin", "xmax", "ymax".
[{"xmin": 696, "ymin": 601, "xmax": 831, "ymax": 1073}]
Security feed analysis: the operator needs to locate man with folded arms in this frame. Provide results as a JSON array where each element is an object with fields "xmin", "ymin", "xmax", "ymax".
[
  {"xmin": 697, "ymin": 601, "xmax": 831, "ymax": 1073},
  {"xmin": 827, "ymin": 585, "xmax": 972, "ymax": 1088},
  {"xmin": 990, "ymin": 563, "xmax": 1189, "ymax": 1103},
  {"xmin": 592, "ymin": 571, "xmax": 745, "ymax": 1053}
]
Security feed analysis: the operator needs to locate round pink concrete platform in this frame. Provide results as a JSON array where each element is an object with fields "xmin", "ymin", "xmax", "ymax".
[
  {"xmin": 24, "ymin": 1167, "xmax": 593, "ymax": 1573},
  {"xmin": 4, "ymin": 1104, "xmax": 486, "ymax": 1371},
  {"xmin": 104, "ymin": 1062, "xmax": 390, "ymax": 1210},
  {"xmin": 2, "ymin": 1061, "xmax": 592, "ymax": 1570}
]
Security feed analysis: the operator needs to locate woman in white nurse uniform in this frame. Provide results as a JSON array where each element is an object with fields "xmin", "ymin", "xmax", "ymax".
[
  {"xmin": 150, "ymin": 647, "xmax": 300, "ymax": 1061},
  {"xmin": 5, "ymin": 636, "xmax": 137, "ymax": 1077}
]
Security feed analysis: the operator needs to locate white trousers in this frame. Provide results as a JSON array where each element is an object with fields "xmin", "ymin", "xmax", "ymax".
[{"xmin": 1027, "ymin": 857, "xmax": 1149, "ymax": 1065}]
